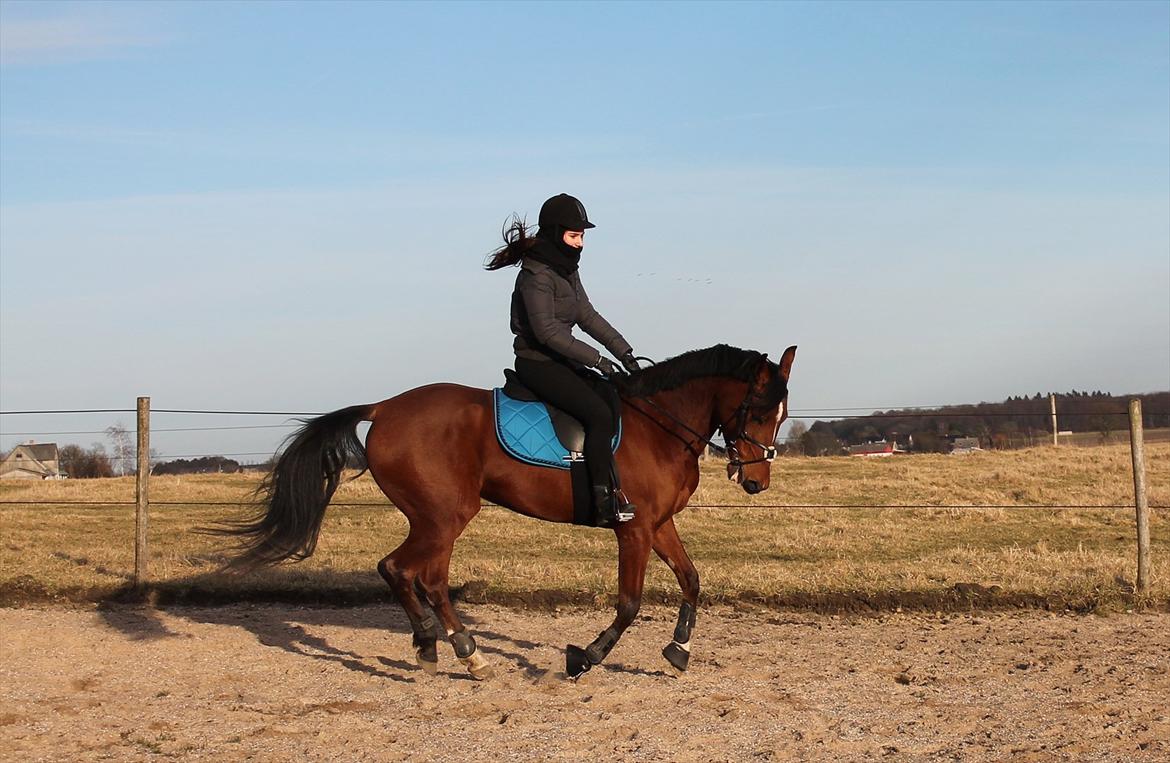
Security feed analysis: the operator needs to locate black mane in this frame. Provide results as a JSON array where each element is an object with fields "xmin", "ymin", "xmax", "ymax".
[{"xmin": 612, "ymin": 344, "xmax": 783, "ymax": 403}]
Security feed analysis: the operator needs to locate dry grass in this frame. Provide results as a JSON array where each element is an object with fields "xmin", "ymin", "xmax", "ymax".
[{"xmin": 1, "ymin": 442, "xmax": 1165, "ymax": 612}]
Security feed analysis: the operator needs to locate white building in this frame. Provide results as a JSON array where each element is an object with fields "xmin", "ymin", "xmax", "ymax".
[{"xmin": 0, "ymin": 442, "xmax": 62, "ymax": 479}]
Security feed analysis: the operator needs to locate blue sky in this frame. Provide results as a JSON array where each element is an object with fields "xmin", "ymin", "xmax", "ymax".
[{"xmin": 1, "ymin": 0, "xmax": 1167, "ymax": 461}]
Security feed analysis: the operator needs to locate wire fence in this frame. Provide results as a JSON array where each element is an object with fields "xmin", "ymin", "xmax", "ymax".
[
  {"xmin": 0, "ymin": 397, "xmax": 1158, "ymax": 592},
  {"xmin": 5, "ymin": 405, "xmax": 1167, "ymax": 419},
  {"xmin": 3, "ymin": 403, "xmax": 1167, "ymax": 462},
  {"xmin": 1, "ymin": 400, "xmax": 1165, "ymax": 503},
  {"xmin": 1, "ymin": 500, "xmax": 1158, "ymax": 509}
]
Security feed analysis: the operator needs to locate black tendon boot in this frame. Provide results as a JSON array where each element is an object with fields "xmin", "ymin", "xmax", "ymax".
[{"xmin": 592, "ymin": 484, "xmax": 635, "ymax": 527}]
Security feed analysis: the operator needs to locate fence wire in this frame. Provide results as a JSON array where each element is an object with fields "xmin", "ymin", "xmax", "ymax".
[
  {"xmin": 3, "ymin": 407, "xmax": 1166, "ymax": 419},
  {"xmin": 2, "ymin": 403, "xmax": 1165, "ymax": 480},
  {"xmin": 1, "ymin": 499, "xmax": 1164, "ymax": 511}
]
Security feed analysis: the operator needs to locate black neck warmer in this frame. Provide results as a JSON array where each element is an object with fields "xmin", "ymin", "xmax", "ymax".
[{"xmin": 527, "ymin": 227, "xmax": 582, "ymax": 278}]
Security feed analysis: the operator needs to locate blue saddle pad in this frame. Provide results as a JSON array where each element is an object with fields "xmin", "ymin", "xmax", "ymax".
[{"xmin": 493, "ymin": 388, "xmax": 621, "ymax": 470}]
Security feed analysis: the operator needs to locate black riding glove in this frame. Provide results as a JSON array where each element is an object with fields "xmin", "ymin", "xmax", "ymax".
[
  {"xmin": 596, "ymin": 357, "xmax": 621, "ymax": 376},
  {"xmin": 620, "ymin": 351, "xmax": 641, "ymax": 374}
]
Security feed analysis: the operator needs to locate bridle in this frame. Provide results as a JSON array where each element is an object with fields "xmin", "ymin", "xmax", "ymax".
[
  {"xmin": 719, "ymin": 381, "xmax": 780, "ymax": 478},
  {"xmin": 622, "ymin": 355, "xmax": 780, "ymax": 480}
]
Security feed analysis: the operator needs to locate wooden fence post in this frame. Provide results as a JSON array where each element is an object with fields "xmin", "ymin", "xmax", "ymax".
[
  {"xmin": 1050, "ymin": 393, "xmax": 1058, "ymax": 446},
  {"xmin": 135, "ymin": 396, "xmax": 150, "ymax": 588},
  {"xmin": 1128, "ymin": 398, "xmax": 1150, "ymax": 595}
]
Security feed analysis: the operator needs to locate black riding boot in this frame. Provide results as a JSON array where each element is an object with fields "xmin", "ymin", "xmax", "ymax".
[{"xmin": 592, "ymin": 484, "xmax": 636, "ymax": 527}]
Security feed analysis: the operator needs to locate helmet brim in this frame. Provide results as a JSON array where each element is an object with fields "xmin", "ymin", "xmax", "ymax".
[{"xmin": 564, "ymin": 221, "xmax": 596, "ymax": 231}]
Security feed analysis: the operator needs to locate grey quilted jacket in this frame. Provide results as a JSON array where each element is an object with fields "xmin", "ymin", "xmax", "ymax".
[{"xmin": 510, "ymin": 258, "xmax": 632, "ymax": 367}]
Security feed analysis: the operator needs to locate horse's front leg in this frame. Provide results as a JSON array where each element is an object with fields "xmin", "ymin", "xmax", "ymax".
[
  {"xmin": 566, "ymin": 524, "xmax": 652, "ymax": 678},
  {"xmin": 653, "ymin": 517, "xmax": 699, "ymax": 671}
]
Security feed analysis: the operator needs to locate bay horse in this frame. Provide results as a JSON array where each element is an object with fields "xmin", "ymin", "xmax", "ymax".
[{"xmin": 218, "ymin": 343, "xmax": 796, "ymax": 679}]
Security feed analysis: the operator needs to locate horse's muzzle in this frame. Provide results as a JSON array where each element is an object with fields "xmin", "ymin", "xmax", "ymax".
[{"xmin": 742, "ymin": 479, "xmax": 765, "ymax": 495}]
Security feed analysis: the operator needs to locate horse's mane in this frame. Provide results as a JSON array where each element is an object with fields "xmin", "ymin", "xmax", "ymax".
[{"xmin": 612, "ymin": 344, "xmax": 784, "ymax": 404}]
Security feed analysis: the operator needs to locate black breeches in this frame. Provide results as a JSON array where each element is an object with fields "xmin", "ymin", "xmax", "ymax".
[{"xmin": 514, "ymin": 357, "xmax": 617, "ymax": 489}]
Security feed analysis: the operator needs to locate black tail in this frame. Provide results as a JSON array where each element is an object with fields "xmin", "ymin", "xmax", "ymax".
[{"xmin": 209, "ymin": 404, "xmax": 371, "ymax": 568}]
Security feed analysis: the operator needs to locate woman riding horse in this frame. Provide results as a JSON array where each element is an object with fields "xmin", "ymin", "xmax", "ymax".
[
  {"xmin": 213, "ymin": 199, "xmax": 797, "ymax": 679},
  {"xmin": 485, "ymin": 193, "xmax": 640, "ymax": 526}
]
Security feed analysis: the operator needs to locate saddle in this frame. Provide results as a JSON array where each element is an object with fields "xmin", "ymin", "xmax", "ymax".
[{"xmin": 494, "ymin": 368, "xmax": 622, "ymax": 470}]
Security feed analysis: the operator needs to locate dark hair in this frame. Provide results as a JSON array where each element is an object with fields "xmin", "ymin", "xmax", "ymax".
[{"xmin": 484, "ymin": 214, "xmax": 539, "ymax": 271}]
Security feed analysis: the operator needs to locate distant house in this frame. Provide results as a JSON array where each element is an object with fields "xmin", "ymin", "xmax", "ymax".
[
  {"xmin": 0, "ymin": 442, "xmax": 62, "ymax": 479},
  {"xmin": 951, "ymin": 437, "xmax": 982, "ymax": 455},
  {"xmin": 848, "ymin": 440, "xmax": 904, "ymax": 458}
]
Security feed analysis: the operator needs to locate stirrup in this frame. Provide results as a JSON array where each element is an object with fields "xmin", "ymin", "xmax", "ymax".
[
  {"xmin": 593, "ymin": 485, "xmax": 634, "ymax": 527},
  {"xmin": 613, "ymin": 489, "xmax": 636, "ymax": 523},
  {"xmin": 597, "ymin": 507, "xmax": 634, "ymax": 527}
]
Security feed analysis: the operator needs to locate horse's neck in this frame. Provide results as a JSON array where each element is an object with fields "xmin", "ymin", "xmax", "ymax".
[{"xmin": 644, "ymin": 377, "xmax": 727, "ymax": 446}]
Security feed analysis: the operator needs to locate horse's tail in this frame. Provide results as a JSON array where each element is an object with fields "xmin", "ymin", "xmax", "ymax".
[{"xmin": 209, "ymin": 404, "xmax": 373, "ymax": 568}]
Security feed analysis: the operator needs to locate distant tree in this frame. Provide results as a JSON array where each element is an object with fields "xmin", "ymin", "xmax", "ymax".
[
  {"xmin": 1092, "ymin": 415, "xmax": 1113, "ymax": 444},
  {"xmin": 784, "ymin": 421, "xmax": 808, "ymax": 456},
  {"xmin": 802, "ymin": 422, "xmax": 843, "ymax": 456},
  {"xmin": 59, "ymin": 443, "xmax": 115, "ymax": 478},
  {"xmin": 105, "ymin": 424, "xmax": 133, "ymax": 476},
  {"xmin": 822, "ymin": 390, "xmax": 1167, "ymax": 449},
  {"xmin": 152, "ymin": 456, "xmax": 241, "ymax": 476},
  {"xmin": 58, "ymin": 444, "xmax": 83, "ymax": 476},
  {"xmin": 855, "ymin": 425, "xmax": 881, "ymax": 442},
  {"xmin": 909, "ymin": 431, "xmax": 946, "ymax": 453}
]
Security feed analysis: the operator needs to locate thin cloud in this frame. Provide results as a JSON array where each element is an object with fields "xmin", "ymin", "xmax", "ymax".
[{"xmin": 0, "ymin": 7, "xmax": 165, "ymax": 65}]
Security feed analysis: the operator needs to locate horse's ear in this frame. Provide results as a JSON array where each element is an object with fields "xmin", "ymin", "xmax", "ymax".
[{"xmin": 777, "ymin": 345, "xmax": 797, "ymax": 381}]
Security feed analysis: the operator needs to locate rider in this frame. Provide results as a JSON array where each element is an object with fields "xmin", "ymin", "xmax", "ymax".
[{"xmin": 486, "ymin": 193, "xmax": 641, "ymax": 526}]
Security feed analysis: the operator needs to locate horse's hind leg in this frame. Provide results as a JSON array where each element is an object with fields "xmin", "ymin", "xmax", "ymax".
[
  {"xmin": 377, "ymin": 529, "xmax": 442, "ymax": 674},
  {"xmin": 382, "ymin": 494, "xmax": 492, "ymax": 681},
  {"xmin": 653, "ymin": 518, "xmax": 700, "ymax": 671}
]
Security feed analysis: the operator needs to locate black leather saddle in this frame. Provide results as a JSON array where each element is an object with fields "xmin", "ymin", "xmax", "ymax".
[{"xmin": 501, "ymin": 368, "xmax": 621, "ymax": 454}]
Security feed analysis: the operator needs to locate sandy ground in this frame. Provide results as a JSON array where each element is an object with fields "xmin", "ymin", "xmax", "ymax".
[{"xmin": 1, "ymin": 604, "xmax": 1167, "ymax": 762}]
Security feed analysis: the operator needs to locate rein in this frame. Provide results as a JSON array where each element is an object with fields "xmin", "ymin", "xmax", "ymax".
[{"xmin": 616, "ymin": 356, "xmax": 779, "ymax": 478}]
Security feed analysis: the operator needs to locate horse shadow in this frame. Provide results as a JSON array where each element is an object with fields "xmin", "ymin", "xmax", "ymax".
[
  {"xmin": 90, "ymin": 570, "xmax": 589, "ymax": 683},
  {"xmin": 94, "ymin": 604, "xmax": 671, "ymax": 683},
  {"xmin": 93, "ymin": 568, "xmax": 679, "ymax": 683}
]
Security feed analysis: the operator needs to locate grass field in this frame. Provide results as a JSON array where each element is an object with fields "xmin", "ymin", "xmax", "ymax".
[{"xmin": 1, "ymin": 442, "xmax": 1166, "ymax": 612}]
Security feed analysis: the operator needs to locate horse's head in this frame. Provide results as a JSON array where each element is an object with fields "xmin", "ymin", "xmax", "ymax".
[{"xmin": 716, "ymin": 345, "xmax": 797, "ymax": 494}]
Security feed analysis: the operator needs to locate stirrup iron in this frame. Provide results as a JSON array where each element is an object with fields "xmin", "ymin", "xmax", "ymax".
[{"xmin": 614, "ymin": 488, "xmax": 635, "ymax": 523}]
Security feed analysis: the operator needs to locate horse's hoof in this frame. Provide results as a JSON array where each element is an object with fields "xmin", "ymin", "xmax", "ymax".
[
  {"xmin": 462, "ymin": 650, "xmax": 494, "ymax": 681},
  {"xmin": 415, "ymin": 649, "xmax": 439, "ymax": 676},
  {"xmin": 663, "ymin": 641, "xmax": 690, "ymax": 672},
  {"xmin": 566, "ymin": 644, "xmax": 592, "ymax": 679}
]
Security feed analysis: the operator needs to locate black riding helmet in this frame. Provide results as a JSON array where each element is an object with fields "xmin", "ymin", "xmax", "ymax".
[
  {"xmin": 536, "ymin": 193, "xmax": 594, "ymax": 260},
  {"xmin": 538, "ymin": 193, "xmax": 595, "ymax": 233}
]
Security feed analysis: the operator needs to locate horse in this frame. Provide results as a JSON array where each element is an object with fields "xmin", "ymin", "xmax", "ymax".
[{"xmin": 216, "ymin": 343, "xmax": 796, "ymax": 679}]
